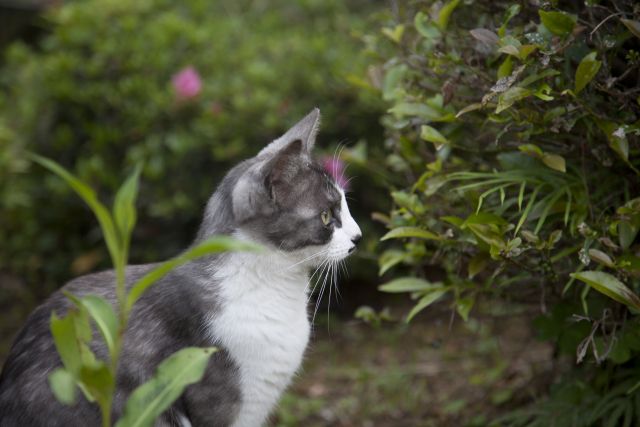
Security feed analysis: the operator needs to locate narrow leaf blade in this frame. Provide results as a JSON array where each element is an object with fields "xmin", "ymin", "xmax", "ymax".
[{"xmin": 115, "ymin": 347, "xmax": 217, "ymax": 427}]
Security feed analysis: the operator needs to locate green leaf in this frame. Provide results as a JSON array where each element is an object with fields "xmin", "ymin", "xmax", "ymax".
[
  {"xmin": 456, "ymin": 296, "xmax": 474, "ymax": 321},
  {"xmin": 30, "ymin": 154, "xmax": 121, "ymax": 269},
  {"xmin": 455, "ymin": 102, "xmax": 483, "ymax": 118},
  {"xmin": 414, "ymin": 12, "xmax": 440, "ymax": 40},
  {"xmin": 496, "ymin": 87, "xmax": 531, "ymax": 113},
  {"xmin": 77, "ymin": 295, "xmax": 118, "ymax": 361},
  {"xmin": 575, "ymin": 52, "xmax": 601, "ymax": 94},
  {"xmin": 571, "ymin": 271, "xmax": 640, "ymax": 310},
  {"xmin": 48, "ymin": 368, "xmax": 77, "ymax": 405},
  {"xmin": 379, "ymin": 277, "xmax": 439, "ymax": 293},
  {"xmin": 381, "ymin": 226, "xmax": 440, "ymax": 241},
  {"xmin": 420, "ymin": 125, "xmax": 448, "ymax": 150},
  {"xmin": 619, "ymin": 221, "xmax": 639, "ymax": 250},
  {"xmin": 115, "ymin": 347, "xmax": 217, "ymax": 427},
  {"xmin": 50, "ymin": 312, "xmax": 82, "ymax": 375},
  {"xmin": 388, "ymin": 102, "xmax": 442, "ymax": 121},
  {"xmin": 436, "ymin": 0, "xmax": 462, "ymax": 31},
  {"xmin": 538, "ymin": 10, "xmax": 576, "ymax": 37},
  {"xmin": 378, "ymin": 250, "xmax": 406, "ymax": 276},
  {"xmin": 518, "ymin": 144, "xmax": 543, "ymax": 158},
  {"xmin": 542, "ymin": 153, "xmax": 566, "ymax": 172},
  {"xmin": 113, "ymin": 165, "xmax": 142, "ymax": 244},
  {"xmin": 621, "ymin": 19, "xmax": 640, "ymax": 40},
  {"xmin": 381, "ymin": 25, "xmax": 405, "ymax": 43},
  {"xmin": 498, "ymin": 4, "xmax": 521, "ymax": 37},
  {"xmin": 79, "ymin": 362, "xmax": 114, "ymax": 408},
  {"xmin": 497, "ymin": 56, "xmax": 513, "ymax": 79},
  {"xmin": 127, "ymin": 237, "xmax": 262, "ymax": 312},
  {"xmin": 406, "ymin": 290, "xmax": 447, "ymax": 322}
]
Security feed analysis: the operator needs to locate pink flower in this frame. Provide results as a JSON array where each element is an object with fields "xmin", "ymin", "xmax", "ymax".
[
  {"xmin": 172, "ymin": 66, "xmax": 202, "ymax": 100},
  {"xmin": 321, "ymin": 156, "xmax": 349, "ymax": 190}
]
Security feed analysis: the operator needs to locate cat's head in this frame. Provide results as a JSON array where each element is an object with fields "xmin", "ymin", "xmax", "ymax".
[{"xmin": 229, "ymin": 108, "xmax": 361, "ymax": 264}]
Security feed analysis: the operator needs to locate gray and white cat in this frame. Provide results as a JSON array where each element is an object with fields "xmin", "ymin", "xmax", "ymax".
[{"xmin": 0, "ymin": 108, "xmax": 362, "ymax": 426}]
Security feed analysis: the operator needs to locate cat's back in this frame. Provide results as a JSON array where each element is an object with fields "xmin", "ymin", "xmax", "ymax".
[{"xmin": 0, "ymin": 263, "xmax": 241, "ymax": 426}]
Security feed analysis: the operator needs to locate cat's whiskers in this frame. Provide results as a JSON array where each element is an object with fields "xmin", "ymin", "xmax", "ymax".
[
  {"xmin": 307, "ymin": 258, "xmax": 330, "ymax": 304},
  {"xmin": 305, "ymin": 258, "xmax": 329, "ymax": 298},
  {"xmin": 285, "ymin": 248, "xmax": 329, "ymax": 271},
  {"xmin": 312, "ymin": 259, "xmax": 333, "ymax": 324}
]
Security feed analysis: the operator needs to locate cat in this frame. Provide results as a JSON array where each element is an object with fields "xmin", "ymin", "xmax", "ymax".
[{"xmin": 0, "ymin": 108, "xmax": 362, "ymax": 427}]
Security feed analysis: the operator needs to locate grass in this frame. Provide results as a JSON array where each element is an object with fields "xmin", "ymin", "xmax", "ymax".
[{"xmin": 274, "ymin": 304, "xmax": 554, "ymax": 426}]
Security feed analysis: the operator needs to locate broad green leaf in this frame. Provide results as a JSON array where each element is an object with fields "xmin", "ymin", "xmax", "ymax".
[
  {"xmin": 467, "ymin": 223, "xmax": 506, "ymax": 249},
  {"xmin": 619, "ymin": 221, "xmax": 639, "ymax": 250},
  {"xmin": 79, "ymin": 362, "xmax": 114, "ymax": 409},
  {"xmin": 115, "ymin": 347, "xmax": 217, "ymax": 427},
  {"xmin": 113, "ymin": 165, "xmax": 142, "ymax": 244},
  {"xmin": 542, "ymin": 153, "xmax": 566, "ymax": 172},
  {"xmin": 456, "ymin": 296, "xmax": 475, "ymax": 321},
  {"xmin": 518, "ymin": 44, "xmax": 537, "ymax": 60},
  {"xmin": 30, "ymin": 154, "xmax": 121, "ymax": 269},
  {"xmin": 379, "ymin": 277, "xmax": 439, "ymax": 293},
  {"xmin": 497, "ymin": 56, "xmax": 512, "ymax": 79},
  {"xmin": 378, "ymin": 250, "xmax": 406, "ymax": 276},
  {"xmin": 381, "ymin": 226, "xmax": 440, "ymax": 241},
  {"xmin": 388, "ymin": 102, "xmax": 442, "ymax": 121},
  {"xmin": 571, "ymin": 271, "xmax": 640, "ymax": 310},
  {"xmin": 50, "ymin": 312, "xmax": 82, "ymax": 375},
  {"xmin": 518, "ymin": 144, "xmax": 543, "ymax": 158},
  {"xmin": 538, "ymin": 10, "xmax": 576, "ymax": 37},
  {"xmin": 441, "ymin": 216, "xmax": 465, "ymax": 227},
  {"xmin": 420, "ymin": 125, "xmax": 448, "ymax": 150},
  {"xmin": 381, "ymin": 25, "xmax": 405, "ymax": 43},
  {"xmin": 575, "ymin": 52, "xmax": 601, "ymax": 94},
  {"xmin": 414, "ymin": 12, "xmax": 440, "ymax": 40},
  {"xmin": 77, "ymin": 295, "xmax": 118, "ymax": 361},
  {"xmin": 406, "ymin": 290, "xmax": 447, "ymax": 322},
  {"xmin": 48, "ymin": 368, "xmax": 77, "ymax": 405},
  {"xmin": 621, "ymin": 19, "xmax": 640, "ymax": 40},
  {"xmin": 382, "ymin": 65, "xmax": 407, "ymax": 101},
  {"xmin": 436, "ymin": 0, "xmax": 462, "ymax": 31},
  {"xmin": 496, "ymin": 87, "xmax": 531, "ymax": 113},
  {"xmin": 127, "ymin": 237, "xmax": 263, "ymax": 311}
]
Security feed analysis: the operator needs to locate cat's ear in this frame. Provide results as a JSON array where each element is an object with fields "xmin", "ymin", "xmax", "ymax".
[
  {"xmin": 258, "ymin": 108, "xmax": 320, "ymax": 158},
  {"xmin": 232, "ymin": 139, "xmax": 303, "ymax": 223},
  {"xmin": 264, "ymin": 139, "xmax": 303, "ymax": 204}
]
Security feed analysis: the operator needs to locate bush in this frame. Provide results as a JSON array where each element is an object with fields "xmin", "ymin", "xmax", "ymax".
[
  {"xmin": 368, "ymin": 0, "xmax": 640, "ymax": 424},
  {"xmin": 0, "ymin": 0, "xmax": 383, "ymax": 291}
]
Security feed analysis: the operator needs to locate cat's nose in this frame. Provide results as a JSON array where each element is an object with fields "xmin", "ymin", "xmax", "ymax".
[{"xmin": 348, "ymin": 234, "xmax": 362, "ymax": 254}]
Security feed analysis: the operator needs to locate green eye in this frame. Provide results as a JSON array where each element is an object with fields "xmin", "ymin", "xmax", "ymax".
[{"xmin": 321, "ymin": 210, "xmax": 333, "ymax": 226}]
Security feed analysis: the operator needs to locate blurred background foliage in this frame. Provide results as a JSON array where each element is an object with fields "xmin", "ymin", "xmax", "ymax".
[
  {"xmin": 0, "ymin": 0, "xmax": 385, "ymax": 294},
  {"xmin": 2, "ymin": 0, "xmax": 640, "ymax": 425}
]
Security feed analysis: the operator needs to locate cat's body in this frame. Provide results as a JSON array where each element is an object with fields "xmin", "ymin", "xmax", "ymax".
[{"xmin": 0, "ymin": 109, "xmax": 361, "ymax": 426}]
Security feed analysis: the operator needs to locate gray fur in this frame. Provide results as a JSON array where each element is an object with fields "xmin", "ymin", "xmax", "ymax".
[{"xmin": 0, "ymin": 109, "xmax": 342, "ymax": 426}]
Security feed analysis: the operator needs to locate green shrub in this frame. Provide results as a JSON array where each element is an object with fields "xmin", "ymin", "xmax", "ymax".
[
  {"xmin": 368, "ymin": 0, "xmax": 640, "ymax": 424},
  {"xmin": 0, "ymin": 0, "xmax": 383, "ymax": 290}
]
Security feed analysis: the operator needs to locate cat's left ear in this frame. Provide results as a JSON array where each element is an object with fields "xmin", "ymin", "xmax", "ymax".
[{"xmin": 258, "ymin": 108, "xmax": 320, "ymax": 158}]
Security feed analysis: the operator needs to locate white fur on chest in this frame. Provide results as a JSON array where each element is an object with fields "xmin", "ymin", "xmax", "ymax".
[{"xmin": 208, "ymin": 252, "xmax": 310, "ymax": 427}]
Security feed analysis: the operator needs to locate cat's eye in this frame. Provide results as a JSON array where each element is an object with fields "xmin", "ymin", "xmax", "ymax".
[{"xmin": 320, "ymin": 210, "xmax": 333, "ymax": 226}]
